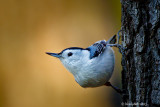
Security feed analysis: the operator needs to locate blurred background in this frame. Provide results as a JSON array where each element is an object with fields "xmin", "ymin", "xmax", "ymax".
[{"xmin": 0, "ymin": 0, "xmax": 121, "ymax": 107}]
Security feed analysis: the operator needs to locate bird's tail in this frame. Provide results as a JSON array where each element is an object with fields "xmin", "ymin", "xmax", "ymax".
[{"xmin": 106, "ymin": 35, "xmax": 116, "ymax": 44}]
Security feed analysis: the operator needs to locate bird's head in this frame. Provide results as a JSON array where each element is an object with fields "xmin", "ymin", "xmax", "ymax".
[{"xmin": 46, "ymin": 47, "xmax": 90, "ymax": 75}]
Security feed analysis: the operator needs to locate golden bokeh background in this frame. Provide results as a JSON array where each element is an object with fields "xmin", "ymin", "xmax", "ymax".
[{"xmin": 0, "ymin": 0, "xmax": 121, "ymax": 107}]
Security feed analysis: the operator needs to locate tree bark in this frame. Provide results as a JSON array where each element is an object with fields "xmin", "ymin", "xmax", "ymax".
[{"xmin": 121, "ymin": 0, "xmax": 160, "ymax": 106}]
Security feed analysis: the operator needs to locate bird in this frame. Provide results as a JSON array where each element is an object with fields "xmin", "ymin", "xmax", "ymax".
[{"xmin": 46, "ymin": 34, "xmax": 122, "ymax": 94}]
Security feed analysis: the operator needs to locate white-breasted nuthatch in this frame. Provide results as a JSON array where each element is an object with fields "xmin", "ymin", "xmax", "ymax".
[{"xmin": 46, "ymin": 33, "xmax": 122, "ymax": 93}]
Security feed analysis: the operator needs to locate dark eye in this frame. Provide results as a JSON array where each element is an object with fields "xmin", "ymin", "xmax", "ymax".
[{"xmin": 68, "ymin": 52, "xmax": 73, "ymax": 57}]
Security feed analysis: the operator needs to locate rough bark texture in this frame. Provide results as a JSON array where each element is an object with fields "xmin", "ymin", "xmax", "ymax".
[{"xmin": 121, "ymin": 0, "xmax": 160, "ymax": 106}]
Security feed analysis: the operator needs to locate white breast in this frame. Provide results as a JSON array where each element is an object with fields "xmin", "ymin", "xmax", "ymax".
[{"xmin": 75, "ymin": 47, "xmax": 115, "ymax": 87}]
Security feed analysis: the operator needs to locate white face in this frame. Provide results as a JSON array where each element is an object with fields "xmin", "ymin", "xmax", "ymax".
[
  {"xmin": 59, "ymin": 49, "xmax": 83, "ymax": 65},
  {"xmin": 46, "ymin": 48, "xmax": 90, "ymax": 75},
  {"xmin": 59, "ymin": 48, "xmax": 89, "ymax": 75}
]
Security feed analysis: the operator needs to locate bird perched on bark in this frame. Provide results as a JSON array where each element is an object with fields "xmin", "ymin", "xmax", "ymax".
[{"xmin": 46, "ymin": 33, "xmax": 122, "ymax": 94}]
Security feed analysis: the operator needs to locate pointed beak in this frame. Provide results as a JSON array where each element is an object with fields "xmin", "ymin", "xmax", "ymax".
[{"xmin": 46, "ymin": 52, "xmax": 61, "ymax": 58}]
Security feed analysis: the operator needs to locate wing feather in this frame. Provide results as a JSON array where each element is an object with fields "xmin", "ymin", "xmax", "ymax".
[
  {"xmin": 86, "ymin": 40, "xmax": 106, "ymax": 59},
  {"xmin": 86, "ymin": 35, "xmax": 116, "ymax": 59}
]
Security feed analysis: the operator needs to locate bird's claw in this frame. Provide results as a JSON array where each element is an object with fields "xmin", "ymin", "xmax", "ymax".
[
  {"xmin": 105, "ymin": 82, "xmax": 123, "ymax": 94},
  {"xmin": 107, "ymin": 30, "xmax": 125, "ymax": 53}
]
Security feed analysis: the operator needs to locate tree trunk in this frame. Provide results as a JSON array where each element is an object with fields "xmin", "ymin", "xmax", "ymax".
[{"xmin": 121, "ymin": 0, "xmax": 160, "ymax": 106}]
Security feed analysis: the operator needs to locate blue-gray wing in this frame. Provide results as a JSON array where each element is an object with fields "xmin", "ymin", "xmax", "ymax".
[
  {"xmin": 86, "ymin": 35, "xmax": 116, "ymax": 59},
  {"xmin": 86, "ymin": 40, "xmax": 107, "ymax": 59}
]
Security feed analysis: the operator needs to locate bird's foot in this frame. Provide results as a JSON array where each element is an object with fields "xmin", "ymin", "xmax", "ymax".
[
  {"xmin": 107, "ymin": 44, "xmax": 125, "ymax": 54},
  {"xmin": 105, "ymin": 82, "xmax": 123, "ymax": 94},
  {"xmin": 107, "ymin": 30, "xmax": 126, "ymax": 53}
]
